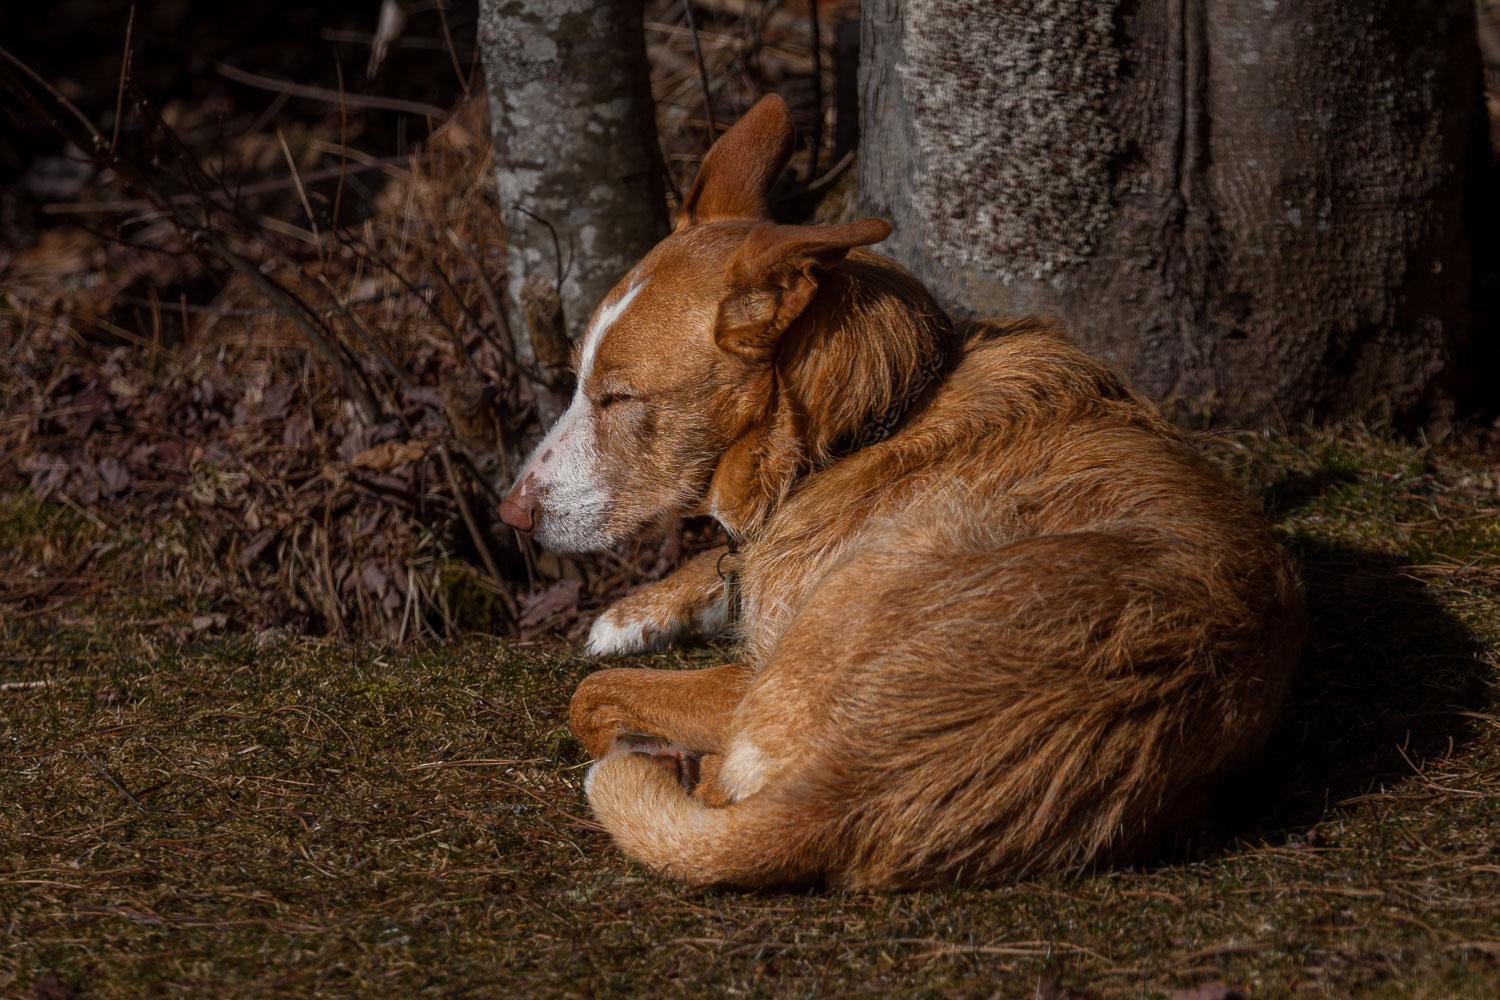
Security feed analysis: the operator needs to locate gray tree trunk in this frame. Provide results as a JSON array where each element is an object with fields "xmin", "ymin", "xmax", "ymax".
[
  {"xmin": 477, "ymin": 0, "xmax": 667, "ymax": 425},
  {"xmin": 859, "ymin": 0, "xmax": 1490, "ymax": 426}
]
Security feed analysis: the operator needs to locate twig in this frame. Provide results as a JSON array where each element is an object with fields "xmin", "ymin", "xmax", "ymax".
[
  {"xmin": 110, "ymin": 5, "xmax": 135, "ymax": 154},
  {"xmin": 336, "ymin": 230, "xmax": 542, "ymax": 382},
  {"xmin": 216, "ymin": 62, "xmax": 448, "ymax": 119},
  {"xmin": 450, "ymin": 234, "xmax": 520, "ymax": 371},
  {"xmin": 1, "ymin": 678, "xmax": 69, "ymax": 692},
  {"xmin": 435, "ymin": 0, "xmax": 473, "ymax": 101},
  {"xmin": 426, "ymin": 250, "xmax": 497, "ymax": 353},
  {"xmin": 0, "ymin": 45, "xmax": 105, "ymax": 141},
  {"xmin": 438, "ymin": 443, "xmax": 507, "ymax": 593},
  {"xmin": 332, "ymin": 62, "xmax": 349, "ymax": 257},
  {"xmin": 276, "ymin": 127, "xmax": 321, "ymax": 245},
  {"xmin": 682, "ymin": 0, "xmax": 718, "ymax": 145},
  {"xmin": 79, "ymin": 751, "xmax": 147, "ymax": 813},
  {"xmin": 513, "ymin": 205, "xmax": 571, "ymax": 288},
  {"xmin": 40, "ymin": 157, "xmax": 406, "ymax": 216},
  {"xmin": 807, "ymin": 0, "xmax": 822, "ymax": 182},
  {"xmin": 136, "ymin": 92, "xmax": 386, "ymax": 421},
  {"xmin": 804, "ymin": 148, "xmax": 855, "ymax": 194}
]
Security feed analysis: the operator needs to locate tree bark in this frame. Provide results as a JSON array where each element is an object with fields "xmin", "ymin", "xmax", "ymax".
[
  {"xmin": 477, "ymin": 0, "xmax": 667, "ymax": 425},
  {"xmin": 859, "ymin": 0, "xmax": 1491, "ymax": 426}
]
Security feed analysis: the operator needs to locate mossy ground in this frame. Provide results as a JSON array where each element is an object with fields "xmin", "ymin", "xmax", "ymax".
[{"xmin": 3, "ymin": 424, "xmax": 1499, "ymax": 999}]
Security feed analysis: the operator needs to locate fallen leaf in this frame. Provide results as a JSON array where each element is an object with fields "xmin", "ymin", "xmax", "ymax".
[
  {"xmin": 519, "ymin": 578, "xmax": 582, "ymax": 629},
  {"xmin": 97, "ymin": 457, "xmax": 130, "ymax": 495},
  {"xmin": 242, "ymin": 528, "xmax": 279, "ymax": 566},
  {"xmin": 261, "ymin": 381, "xmax": 294, "ymax": 421},
  {"xmin": 283, "ymin": 414, "xmax": 312, "ymax": 448},
  {"xmin": 360, "ymin": 559, "xmax": 390, "ymax": 596},
  {"xmin": 350, "ymin": 439, "xmax": 429, "ymax": 473},
  {"xmin": 191, "ymin": 613, "xmax": 229, "ymax": 633}
]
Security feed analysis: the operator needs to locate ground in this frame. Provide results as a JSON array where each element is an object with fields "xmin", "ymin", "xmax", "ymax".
[{"xmin": 3, "ymin": 424, "xmax": 1499, "ymax": 999}]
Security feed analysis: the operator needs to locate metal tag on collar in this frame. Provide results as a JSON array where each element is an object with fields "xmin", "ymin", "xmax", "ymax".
[{"xmin": 716, "ymin": 537, "xmax": 740, "ymax": 630}]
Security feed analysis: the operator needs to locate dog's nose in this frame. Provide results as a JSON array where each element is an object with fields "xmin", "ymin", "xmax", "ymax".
[{"xmin": 500, "ymin": 484, "xmax": 536, "ymax": 532}]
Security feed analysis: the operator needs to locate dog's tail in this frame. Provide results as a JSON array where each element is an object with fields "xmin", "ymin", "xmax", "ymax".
[{"xmin": 583, "ymin": 754, "xmax": 830, "ymax": 888}]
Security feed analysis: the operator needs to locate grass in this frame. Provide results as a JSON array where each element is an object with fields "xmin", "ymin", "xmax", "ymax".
[{"xmin": 2, "ymin": 423, "xmax": 1499, "ymax": 999}]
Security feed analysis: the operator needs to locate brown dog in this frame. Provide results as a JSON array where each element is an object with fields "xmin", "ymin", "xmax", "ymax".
[{"xmin": 498, "ymin": 95, "xmax": 1305, "ymax": 889}]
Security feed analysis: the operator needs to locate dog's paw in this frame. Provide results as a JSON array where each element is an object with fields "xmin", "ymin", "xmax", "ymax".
[
  {"xmin": 586, "ymin": 606, "xmax": 663, "ymax": 656},
  {"xmin": 609, "ymin": 732, "xmax": 702, "ymax": 790},
  {"xmin": 587, "ymin": 591, "xmax": 730, "ymax": 656}
]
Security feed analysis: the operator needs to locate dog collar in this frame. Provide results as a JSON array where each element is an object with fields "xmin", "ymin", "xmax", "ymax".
[{"xmin": 827, "ymin": 335, "xmax": 952, "ymax": 459}]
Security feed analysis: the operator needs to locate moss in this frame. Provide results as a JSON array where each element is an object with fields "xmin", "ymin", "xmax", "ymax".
[
  {"xmin": 436, "ymin": 559, "xmax": 512, "ymax": 632},
  {"xmin": 1415, "ymin": 517, "xmax": 1500, "ymax": 563},
  {"xmin": 0, "ymin": 492, "xmax": 99, "ymax": 557}
]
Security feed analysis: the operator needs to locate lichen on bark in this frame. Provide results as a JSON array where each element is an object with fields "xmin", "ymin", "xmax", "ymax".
[{"xmin": 897, "ymin": 0, "xmax": 1120, "ymax": 282}]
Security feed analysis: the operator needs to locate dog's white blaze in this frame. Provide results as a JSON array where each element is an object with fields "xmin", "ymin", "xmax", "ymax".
[
  {"xmin": 577, "ymin": 277, "xmax": 647, "ymax": 384},
  {"xmin": 511, "ymin": 277, "xmax": 648, "ymax": 551}
]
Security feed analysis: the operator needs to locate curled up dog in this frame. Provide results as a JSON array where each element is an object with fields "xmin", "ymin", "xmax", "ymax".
[{"xmin": 498, "ymin": 96, "xmax": 1306, "ymax": 889}]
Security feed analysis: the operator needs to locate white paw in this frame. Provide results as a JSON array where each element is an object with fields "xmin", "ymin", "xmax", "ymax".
[{"xmin": 586, "ymin": 609, "xmax": 660, "ymax": 656}]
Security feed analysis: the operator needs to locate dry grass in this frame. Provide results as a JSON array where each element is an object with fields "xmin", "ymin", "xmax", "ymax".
[{"xmin": 3, "ymin": 423, "xmax": 1498, "ymax": 999}]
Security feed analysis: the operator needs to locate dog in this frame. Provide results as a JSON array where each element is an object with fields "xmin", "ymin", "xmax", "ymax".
[{"xmin": 498, "ymin": 95, "xmax": 1305, "ymax": 889}]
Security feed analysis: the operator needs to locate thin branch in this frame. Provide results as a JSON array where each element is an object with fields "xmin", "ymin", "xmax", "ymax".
[
  {"xmin": 0, "ymin": 45, "xmax": 108, "ymax": 145},
  {"xmin": 514, "ymin": 204, "xmax": 570, "ymax": 289},
  {"xmin": 682, "ymin": 0, "xmax": 718, "ymax": 145},
  {"xmin": 332, "ymin": 61, "xmax": 349, "ymax": 252},
  {"xmin": 276, "ymin": 127, "xmax": 322, "ymax": 245},
  {"xmin": 40, "ymin": 157, "xmax": 405, "ymax": 216},
  {"xmin": 80, "ymin": 751, "xmax": 147, "ymax": 813},
  {"xmin": 216, "ymin": 62, "xmax": 448, "ymax": 119},
  {"xmin": 110, "ymin": 5, "xmax": 135, "ymax": 154},
  {"xmin": 807, "ymin": 0, "xmax": 822, "ymax": 182},
  {"xmin": 438, "ymin": 443, "xmax": 506, "ymax": 591},
  {"xmin": 124, "ymin": 93, "xmax": 384, "ymax": 421},
  {"xmin": 450, "ymin": 233, "xmax": 521, "ymax": 371},
  {"xmin": 435, "ymin": 0, "xmax": 473, "ymax": 101}
]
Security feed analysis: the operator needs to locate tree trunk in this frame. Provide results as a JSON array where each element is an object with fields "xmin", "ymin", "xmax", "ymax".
[
  {"xmin": 859, "ymin": 0, "xmax": 1491, "ymax": 426},
  {"xmin": 477, "ymin": 0, "xmax": 667, "ymax": 425}
]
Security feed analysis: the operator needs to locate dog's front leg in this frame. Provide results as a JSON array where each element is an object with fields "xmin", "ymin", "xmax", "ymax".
[
  {"xmin": 570, "ymin": 662, "xmax": 755, "ymax": 762},
  {"xmin": 587, "ymin": 547, "xmax": 732, "ymax": 655}
]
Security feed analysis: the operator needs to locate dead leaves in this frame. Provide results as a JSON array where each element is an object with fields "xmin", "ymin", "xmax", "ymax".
[
  {"xmin": 348, "ymin": 438, "xmax": 430, "ymax": 473},
  {"xmin": 519, "ymin": 578, "xmax": 582, "ymax": 630}
]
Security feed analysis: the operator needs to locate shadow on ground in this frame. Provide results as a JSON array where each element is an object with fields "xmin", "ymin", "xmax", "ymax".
[{"xmin": 1206, "ymin": 473, "xmax": 1493, "ymax": 845}]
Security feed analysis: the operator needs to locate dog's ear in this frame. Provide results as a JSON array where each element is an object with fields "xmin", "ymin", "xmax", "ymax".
[
  {"xmin": 675, "ymin": 95, "xmax": 796, "ymax": 231},
  {"xmin": 714, "ymin": 218, "xmax": 893, "ymax": 359}
]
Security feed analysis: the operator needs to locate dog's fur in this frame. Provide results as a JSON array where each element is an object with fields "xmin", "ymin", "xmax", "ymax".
[{"xmin": 499, "ymin": 96, "xmax": 1305, "ymax": 889}]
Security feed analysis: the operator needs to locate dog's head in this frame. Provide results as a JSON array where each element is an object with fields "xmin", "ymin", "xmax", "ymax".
[{"xmin": 498, "ymin": 95, "xmax": 902, "ymax": 552}]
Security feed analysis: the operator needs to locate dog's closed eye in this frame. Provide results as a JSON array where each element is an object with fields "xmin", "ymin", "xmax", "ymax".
[{"xmin": 597, "ymin": 392, "xmax": 634, "ymax": 410}]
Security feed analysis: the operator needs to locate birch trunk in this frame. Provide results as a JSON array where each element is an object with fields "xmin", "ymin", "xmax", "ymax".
[
  {"xmin": 477, "ymin": 0, "xmax": 667, "ymax": 426},
  {"xmin": 859, "ymin": 0, "xmax": 1492, "ymax": 426}
]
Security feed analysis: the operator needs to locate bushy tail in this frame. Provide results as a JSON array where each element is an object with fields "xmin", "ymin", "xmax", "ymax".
[{"xmin": 583, "ymin": 754, "xmax": 828, "ymax": 888}]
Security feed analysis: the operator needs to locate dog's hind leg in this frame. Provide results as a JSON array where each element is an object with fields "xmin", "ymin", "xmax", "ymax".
[
  {"xmin": 569, "ymin": 662, "xmax": 756, "ymax": 762},
  {"xmin": 586, "ymin": 548, "xmax": 731, "ymax": 655}
]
